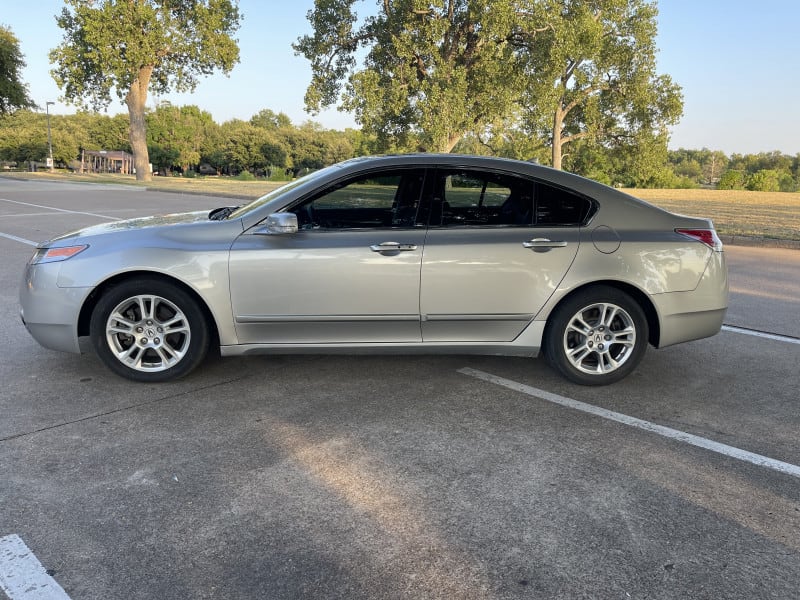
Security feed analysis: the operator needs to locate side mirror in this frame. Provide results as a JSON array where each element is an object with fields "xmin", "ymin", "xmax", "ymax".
[{"xmin": 257, "ymin": 213, "xmax": 298, "ymax": 235}]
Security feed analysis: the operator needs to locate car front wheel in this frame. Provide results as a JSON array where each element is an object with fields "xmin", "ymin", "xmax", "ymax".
[
  {"xmin": 544, "ymin": 286, "xmax": 648, "ymax": 386},
  {"xmin": 90, "ymin": 278, "xmax": 209, "ymax": 382}
]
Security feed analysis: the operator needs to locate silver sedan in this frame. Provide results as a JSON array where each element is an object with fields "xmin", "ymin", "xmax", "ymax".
[{"xmin": 19, "ymin": 154, "xmax": 728, "ymax": 385}]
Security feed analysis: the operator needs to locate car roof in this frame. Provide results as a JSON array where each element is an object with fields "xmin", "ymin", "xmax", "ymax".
[{"xmin": 333, "ymin": 153, "xmax": 616, "ymax": 198}]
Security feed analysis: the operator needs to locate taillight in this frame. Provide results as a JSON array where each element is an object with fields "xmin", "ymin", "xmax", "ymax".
[{"xmin": 675, "ymin": 229, "xmax": 723, "ymax": 251}]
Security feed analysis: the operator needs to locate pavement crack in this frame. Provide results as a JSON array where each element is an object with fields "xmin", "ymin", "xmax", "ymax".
[{"xmin": 0, "ymin": 375, "xmax": 252, "ymax": 443}]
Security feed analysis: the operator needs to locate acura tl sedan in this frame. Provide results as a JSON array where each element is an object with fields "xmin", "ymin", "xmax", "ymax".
[{"xmin": 20, "ymin": 155, "xmax": 728, "ymax": 385}]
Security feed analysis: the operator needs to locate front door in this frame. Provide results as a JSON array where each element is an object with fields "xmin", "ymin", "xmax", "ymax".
[{"xmin": 228, "ymin": 169, "xmax": 428, "ymax": 344}]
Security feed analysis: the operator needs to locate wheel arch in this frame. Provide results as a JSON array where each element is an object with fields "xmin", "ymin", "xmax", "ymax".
[
  {"xmin": 78, "ymin": 271, "xmax": 221, "ymax": 349},
  {"xmin": 543, "ymin": 280, "xmax": 661, "ymax": 348}
]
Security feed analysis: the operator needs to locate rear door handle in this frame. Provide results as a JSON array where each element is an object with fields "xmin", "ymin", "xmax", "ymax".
[
  {"xmin": 523, "ymin": 238, "xmax": 568, "ymax": 252},
  {"xmin": 370, "ymin": 241, "xmax": 419, "ymax": 253}
]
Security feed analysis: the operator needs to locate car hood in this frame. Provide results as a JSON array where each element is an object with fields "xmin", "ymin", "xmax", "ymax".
[{"xmin": 48, "ymin": 210, "xmax": 214, "ymax": 244}]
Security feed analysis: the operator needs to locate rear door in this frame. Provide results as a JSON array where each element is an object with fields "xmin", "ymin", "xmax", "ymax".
[{"xmin": 420, "ymin": 169, "xmax": 588, "ymax": 342}]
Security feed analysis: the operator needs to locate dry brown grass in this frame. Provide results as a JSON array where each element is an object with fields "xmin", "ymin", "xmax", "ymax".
[
  {"xmin": 628, "ymin": 188, "xmax": 800, "ymax": 241},
  {"xmin": 3, "ymin": 171, "xmax": 798, "ymax": 241}
]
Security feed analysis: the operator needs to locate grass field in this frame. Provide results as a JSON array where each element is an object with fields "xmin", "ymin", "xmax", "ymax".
[
  {"xmin": 629, "ymin": 188, "xmax": 800, "ymax": 241},
  {"xmin": 3, "ymin": 171, "xmax": 798, "ymax": 241}
]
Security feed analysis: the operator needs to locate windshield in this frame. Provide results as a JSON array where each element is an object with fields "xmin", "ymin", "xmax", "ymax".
[{"xmin": 225, "ymin": 164, "xmax": 343, "ymax": 220}]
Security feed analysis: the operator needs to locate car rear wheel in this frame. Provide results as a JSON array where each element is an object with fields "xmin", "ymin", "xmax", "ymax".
[
  {"xmin": 544, "ymin": 286, "xmax": 648, "ymax": 385},
  {"xmin": 90, "ymin": 278, "xmax": 209, "ymax": 382}
]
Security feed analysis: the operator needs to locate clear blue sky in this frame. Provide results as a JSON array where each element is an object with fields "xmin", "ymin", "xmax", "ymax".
[{"xmin": 3, "ymin": 0, "xmax": 799, "ymax": 155}]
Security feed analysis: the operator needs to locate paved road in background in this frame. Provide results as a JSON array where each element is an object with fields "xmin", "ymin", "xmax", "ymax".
[
  {"xmin": 724, "ymin": 245, "xmax": 800, "ymax": 338},
  {"xmin": 1, "ymin": 178, "xmax": 798, "ymax": 599}
]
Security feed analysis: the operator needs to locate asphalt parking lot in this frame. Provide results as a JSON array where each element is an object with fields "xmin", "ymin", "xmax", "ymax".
[{"xmin": 1, "ymin": 177, "xmax": 798, "ymax": 599}]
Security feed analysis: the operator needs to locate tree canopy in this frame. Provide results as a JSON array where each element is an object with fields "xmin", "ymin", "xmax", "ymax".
[
  {"xmin": 295, "ymin": 0, "xmax": 682, "ymax": 168},
  {"xmin": 294, "ymin": 0, "xmax": 525, "ymax": 153},
  {"xmin": 516, "ymin": 0, "xmax": 683, "ymax": 169},
  {"xmin": 0, "ymin": 25, "xmax": 36, "ymax": 114},
  {"xmin": 50, "ymin": 0, "xmax": 241, "ymax": 181},
  {"xmin": 1, "ymin": 106, "xmax": 797, "ymax": 191}
]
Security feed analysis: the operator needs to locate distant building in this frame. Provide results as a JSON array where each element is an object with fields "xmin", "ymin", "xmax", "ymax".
[{"xmin": 82, "ymin": 150, "xmax": 134, "ymax": 174}]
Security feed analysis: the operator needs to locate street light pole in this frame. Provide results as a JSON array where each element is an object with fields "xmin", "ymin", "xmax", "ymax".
[{"xmin": 46, "ymin": 101, "xmax": 55, "ymax": 172}]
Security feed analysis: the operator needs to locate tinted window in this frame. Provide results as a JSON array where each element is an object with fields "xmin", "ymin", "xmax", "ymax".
[
  {"xmin": 535, "ymin": 182, "xmax": 593, "ymax": 226},
  {"xmin": 431, "ymin": 170, "xmax": 533, "ymax": 226},
  {"xmin": 292, "ymin": 170, "xmax": 425, "ymax": 229}
]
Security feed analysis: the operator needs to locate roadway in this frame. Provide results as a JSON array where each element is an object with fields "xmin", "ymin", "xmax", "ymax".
[{"xmin": 1, "ymin": 177, "xmax": 798, "ymax": 599}]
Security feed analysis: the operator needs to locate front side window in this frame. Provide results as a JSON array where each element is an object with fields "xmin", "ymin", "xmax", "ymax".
[{"xmin": 291, "ymin": 170, "xmax": 425, "ymax": 230}]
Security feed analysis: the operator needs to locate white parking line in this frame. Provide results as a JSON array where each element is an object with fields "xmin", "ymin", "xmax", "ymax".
[
  {"xmin": 0, "ymin": 232, "xmax": 37, "ymax": 246},
  {"xmin": 0, "ymin": 198, "xmax": 115, "ymax": 220},
  {"xmin": 459, "ymin": 367, "xmax": 800, "ymax": 479},
  {"xmin": 722, "ymin": 324, "xmax": 800, "ymax": 345},
  {"xmin": 0, "ymin": 535, "xmax": 71, "ymax": 599}
]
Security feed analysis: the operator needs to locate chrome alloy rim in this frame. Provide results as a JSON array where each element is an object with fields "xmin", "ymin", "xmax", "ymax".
[
  {"xmin": 563, "ymin": 302, "xmax": 636, "ymax": 375},
  {"xmin": 105, "ymin": 295, "xmax": 191, "ymax": 372}
]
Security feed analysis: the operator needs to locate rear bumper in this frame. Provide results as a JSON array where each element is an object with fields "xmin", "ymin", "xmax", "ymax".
[{"xmin": 652, "ymin": 250, "xmax": 728, "ymax": 348}]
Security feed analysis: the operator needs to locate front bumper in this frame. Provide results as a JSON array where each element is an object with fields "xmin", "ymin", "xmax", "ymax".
[{"xmin": 19, "ymin": 262, "xmax": 92, "ymax": 354}]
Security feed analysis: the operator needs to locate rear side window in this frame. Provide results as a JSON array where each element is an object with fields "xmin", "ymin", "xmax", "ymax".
[
  {"xmin": 429, "ymin": 169, "xmax": 593, "ymax": 228},
  {"xmin": 431, "ymin": 170, "xmax": 534, "ymax": 226},
  {"xmin": 535, "ymin": 182, "xmax": 593, "ymax": 226}
]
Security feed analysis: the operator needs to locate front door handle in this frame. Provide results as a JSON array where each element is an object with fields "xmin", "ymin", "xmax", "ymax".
[
  {"xmin": 370, "ymin": 241, "xmax": 419, "ymax": 253},
  {"xmin": 523, "ymin": 238, "xmax": 568, "ymax": 252}
]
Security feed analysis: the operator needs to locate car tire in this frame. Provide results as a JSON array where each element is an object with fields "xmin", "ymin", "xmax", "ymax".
[
  {"xmin": 90, "ymin": 278, "xmax": 209, "ymax": 382},
  {"xmin": 544, "ymin": 286, "xmax": 648, "ymax": 386}
]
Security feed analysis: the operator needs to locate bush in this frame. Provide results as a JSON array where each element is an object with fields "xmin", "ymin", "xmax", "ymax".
[
  {"xmin": 266, "ymin": 166, "xmax": 293, "ymax": 182},
  {"xmin": 236, "ymin": 170, "xmax": 255, "ymax": 181},
  {"xmin": 746, "ymin": 169, "xmax": 780, "ymax": 192},
  {"xmin": 673, "ymin": 176, "xmax": 699, "ymax": 189},
  {"xmin": 717, "ymin": 170, "xmax": 746, "ymax": 190}
]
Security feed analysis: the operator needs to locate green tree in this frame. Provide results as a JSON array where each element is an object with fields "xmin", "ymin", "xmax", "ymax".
[
  {"xmin": 0, "ymin": 110, "xmax": 78, "ymax": 167},
  {"xmin": 147, "ymin": 103, "xmax": 217, "ymax": 173},
  {"xmin": 746, "ymin": 169, "xmax": 780, "ymax": 192},
  {"xmin": 50, "ymin": 0, "xmax": 241, "ymax": 181},
  {"xmin": 278, "ymin": 122, "xmax": 354, "ymax": 173},
  {"xmin": 517, "ymin": 0, "xmax": 683, "ymax": 169},
  {"xmin": 86, "ymin": 113, "xmax": 131, "ymax": 152},
  {"xmin": 777, "ymin": 170, "xmax": 796, "ymax": 193},
  {"xmin": 294, "ymin": 0, "xmax": 525, "ymax": 152},
  {"xmin": 295, "ymin": 0, "xmax": 681, "ymax": 169},
  {"xmin": 218, "ymin": 120, "xmax": 288, "ymax": 174},
  {"xmin": 717, "ymin": 170, "xmax": 745, "ymax": 190},
  {"xmin": 610, "ymin": 131, "xmax": 677, "ymax": 188},
  {"xmin": 250, "ymin": 109, "xmax": 292, "ymax": 131},
  {"xmin": 0, "ymin": 110, "xmax": 44, "ymax": 163},
  {"xmin": 0, "ymin": 25, "xmax": 36, "ymax": 114}
]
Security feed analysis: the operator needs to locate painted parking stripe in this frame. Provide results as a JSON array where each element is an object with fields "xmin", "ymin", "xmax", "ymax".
[
  {"xmin": 0, "ymin": 232, "xmax": 37, "ymax": 246},
  {"xmin": 0, "ymin": 535, "xmax": 71, "ymax": 599},
  {"xmin": 0, "ymin": 198, "xmax": 115, "ymax": 220},
  {"xmin": 459, "ymin": 367, "xmax": 800, "ymax": 479},
  {"xmin": 722, "ymin": 324, "xmax": 800, "ymax": 345}
]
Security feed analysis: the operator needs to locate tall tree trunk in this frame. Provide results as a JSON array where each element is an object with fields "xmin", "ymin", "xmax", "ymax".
[
  {"xmin": 126, "ymin": 66, "xmax": 154, "ymax": 182},
  {"xmin": 552, "ymin": 107, "xmax": 563, "ymax": 170},
  {"xmin": 443, "ymin": 132, "xmax": 462, "ymax": 153}
]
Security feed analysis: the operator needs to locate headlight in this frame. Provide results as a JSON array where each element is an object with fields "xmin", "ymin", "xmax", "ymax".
[{"xmin": 30, "ymin": 245, "xmax": 89, "ymax": 264}]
